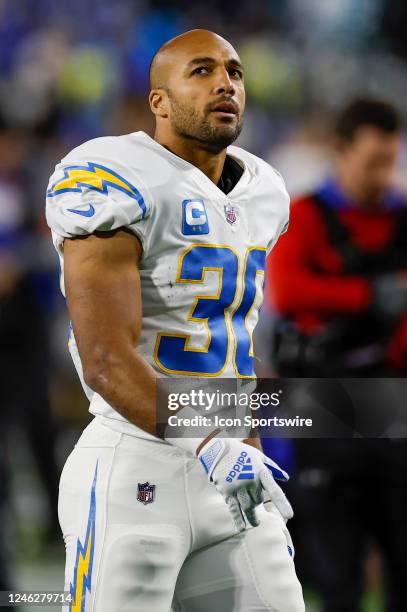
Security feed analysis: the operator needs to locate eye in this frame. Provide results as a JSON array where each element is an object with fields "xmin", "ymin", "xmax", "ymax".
[
  {"xmin": 192, "ymin": 66, "xmax": 210, "ymax": 75},
  {"xmin": 229, "ymin": 68, "xmax": 243, "ymax": 79}
]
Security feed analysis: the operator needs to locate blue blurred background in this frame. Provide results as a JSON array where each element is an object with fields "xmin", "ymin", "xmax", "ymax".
[{"xmin": 2, "ymin": 1, "xmax": 407, "ymax": 610}]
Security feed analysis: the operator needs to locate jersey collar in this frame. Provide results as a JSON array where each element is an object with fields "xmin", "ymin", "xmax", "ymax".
[{"xmin": 135, "ymin": 131, "xmax": 251, "ymax": 200}]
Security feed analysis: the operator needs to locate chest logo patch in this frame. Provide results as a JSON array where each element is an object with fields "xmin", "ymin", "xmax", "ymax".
[
  {"xmin": 182, "ymin": 199, "xmax": 209, "ymax": 235},
  {"xmin": 224, "ymin": 204, "xmax": 238, "ymax": 225},
  {"xmin": 137, "ymin": 482, "xmax": 156, "ymax": 505}
]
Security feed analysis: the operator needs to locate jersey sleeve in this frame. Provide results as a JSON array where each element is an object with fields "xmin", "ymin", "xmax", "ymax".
[
  {"xmin": 266, "ymin": 167, "xmax": 291, "ymax": 254},
  {"xmin": 45, "ymin": 142, "xmax": 152, "ymax": 254}
]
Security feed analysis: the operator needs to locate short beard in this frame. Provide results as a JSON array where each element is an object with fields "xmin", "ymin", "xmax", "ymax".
[{"xmin": 167, "ymin": 91, "xmax": 243, "ymax": 153}]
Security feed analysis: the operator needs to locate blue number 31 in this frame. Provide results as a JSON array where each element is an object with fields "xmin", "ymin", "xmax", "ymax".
[{"xmin": 154, "ymin": 244, "xmax": 266, "ymax": 377}]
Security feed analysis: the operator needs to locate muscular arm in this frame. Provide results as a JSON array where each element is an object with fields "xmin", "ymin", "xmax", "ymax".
[
  {"xmin": 65, "ymin": 229, "xmax": 264, "ymax": 447},
  {"xmin": 63, "ymin": 228, "xmax": 290, "ymax": 526},
  {"xmin": 64, "ymin": 229, "xmax": 159, "ymax": 436}
]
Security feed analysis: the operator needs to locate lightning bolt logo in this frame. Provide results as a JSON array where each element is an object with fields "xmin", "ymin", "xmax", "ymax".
[
  {"xmin": 70, "ymin": 462, "xmax": 98, "ymax": 612},
  {"xmin": 47, "ymin": 162, "xmax": 147, "ymax": 218}
]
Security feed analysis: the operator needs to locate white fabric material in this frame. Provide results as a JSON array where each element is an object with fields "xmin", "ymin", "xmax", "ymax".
[
  {"xmin": 164, "ymin": 405, "xmax": 210, "ymax": 454},
  {"xmin": 46, "ymin": 131, "xmax": 290, "ymax": 440},
  {"xmin": 163, "ymin": 404, "xmax": 246, "ymax": 455},
  {"xmin": 198, "ymin": 437, "xmax": 293, "ymax": 532},
  {"xmin": 59, "ymin": 418, "xmax": 304, "ymax": 612}
]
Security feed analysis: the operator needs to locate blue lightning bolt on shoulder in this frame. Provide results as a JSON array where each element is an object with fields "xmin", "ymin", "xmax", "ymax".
[{"xmin": 47, "ymin": 162, "xmax": 147, "ymax": 218}]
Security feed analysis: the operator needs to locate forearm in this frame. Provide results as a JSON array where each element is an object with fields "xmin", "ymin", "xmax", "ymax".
[
  {"xmin": 83, "ymin": 343, "xmax": 159, "ymax": 436},
  {"xmin": 84, "ymin": 343, "xmax": 238, "ymax": 444}
]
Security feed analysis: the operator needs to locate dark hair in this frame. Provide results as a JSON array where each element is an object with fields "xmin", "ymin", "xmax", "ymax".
[{"xmin": 334, "ymin": 97, "xmax": 402, "ymax": 141}]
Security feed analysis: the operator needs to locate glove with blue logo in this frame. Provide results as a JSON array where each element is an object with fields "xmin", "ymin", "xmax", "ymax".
[{"xmin": 198, "ymin": 437, "xmax": 293, "ymax": 532}]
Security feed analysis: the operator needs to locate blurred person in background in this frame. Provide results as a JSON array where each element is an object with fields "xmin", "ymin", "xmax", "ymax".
[
  {"xmin": 269, "ymin": 97, "xmax": 407, "ymax": 377},
  {"xmin": 266, "ymin": 98, "xmax": 407, "ymax": 611},
  {"xmin": 0, "ymin": 118, "xmax": 60, "ymax": 543}
]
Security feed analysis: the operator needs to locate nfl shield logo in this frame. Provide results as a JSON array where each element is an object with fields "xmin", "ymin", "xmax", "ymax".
[
  {"xmin": 137, "ymin": 482, "xmax": 156, "ymax": 505},
  {"xmin": 224, "ymin": 204, "xmax": 238, "ymax": 225}
]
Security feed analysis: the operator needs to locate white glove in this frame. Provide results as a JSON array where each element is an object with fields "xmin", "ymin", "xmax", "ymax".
[{"xmin": 198, "ymin": 437, "xmax": 293, "ymax": 532}]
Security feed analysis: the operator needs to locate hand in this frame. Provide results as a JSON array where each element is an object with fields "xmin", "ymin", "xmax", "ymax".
[{"xmin": 198, "ymin": 437, "xmax": 293, "ymax": 532}]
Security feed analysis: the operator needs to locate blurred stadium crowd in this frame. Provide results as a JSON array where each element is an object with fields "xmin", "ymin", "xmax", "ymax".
[{"xmin": 2, "ymin": 0, "xmax": 407, "ymax": 610}]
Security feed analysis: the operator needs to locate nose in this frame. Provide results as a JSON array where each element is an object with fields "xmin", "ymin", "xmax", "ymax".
[{"xmin": 213, "ymin": 68, "xmax": 236, "ymax": 96}]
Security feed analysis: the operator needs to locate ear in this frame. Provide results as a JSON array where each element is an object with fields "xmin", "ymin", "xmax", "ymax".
[{"xmin": 149, "ymin": 89, "xmax": 169, "ymax": 119}]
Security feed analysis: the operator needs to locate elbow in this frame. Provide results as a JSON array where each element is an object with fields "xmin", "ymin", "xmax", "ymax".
[
  {"xmin": 81, "ymin": 344, "xmax": 121, "ymax": 395},
  {"xmin": 83, "ymin": 366, "xmax": 109, "ymax": 396}
]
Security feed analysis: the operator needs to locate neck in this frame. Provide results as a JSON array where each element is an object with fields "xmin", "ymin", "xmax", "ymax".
[{"xmin": 154, "ymin": 130, "xmax": 227, "ymax": 184}]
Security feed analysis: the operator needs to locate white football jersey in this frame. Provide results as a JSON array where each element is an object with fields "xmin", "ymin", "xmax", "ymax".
[{"xmin": 46, "ymin": 131, "xmax": 289, "ymax": 438}]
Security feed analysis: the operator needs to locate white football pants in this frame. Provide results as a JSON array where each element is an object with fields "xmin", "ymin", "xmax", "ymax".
[{"xmin": 59, "ymin": 417, "xmax": 304, "ymax": 612}]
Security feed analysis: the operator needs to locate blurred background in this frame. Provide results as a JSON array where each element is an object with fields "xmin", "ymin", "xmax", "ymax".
[{"xmin": 2, "ymin": 0, "xmax": 407, "ymax": 610}]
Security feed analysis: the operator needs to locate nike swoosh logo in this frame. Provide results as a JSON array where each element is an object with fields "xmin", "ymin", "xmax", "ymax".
[{"xmin": 67, "ymin": 204, "xmax": 95, "ymax": 217}]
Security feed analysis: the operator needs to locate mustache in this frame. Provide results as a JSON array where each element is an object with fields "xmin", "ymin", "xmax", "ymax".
[{"xmin": 206, "ymin": 97, "xmax": 240, "ymax": 115}]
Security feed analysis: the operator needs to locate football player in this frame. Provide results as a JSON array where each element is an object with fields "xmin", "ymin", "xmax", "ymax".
[{"xmin": 46, "ymin": 29, "xmax": 304, "ymax": 611}]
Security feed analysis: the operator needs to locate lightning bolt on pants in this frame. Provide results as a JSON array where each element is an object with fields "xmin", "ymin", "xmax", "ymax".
[{"xmin": 58, "ymin": 417, "xmax": 304, "ymax": 612}]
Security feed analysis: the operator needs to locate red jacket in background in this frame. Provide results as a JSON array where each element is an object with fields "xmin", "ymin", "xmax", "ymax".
[{"xmin": 266, "ymin": 179, "xmax": 407, "ymax": 369}]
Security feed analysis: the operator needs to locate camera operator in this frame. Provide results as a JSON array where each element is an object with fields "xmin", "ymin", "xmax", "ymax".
[{"xmin": 267, "ymin": 98, "xmax": 407, "ymax": 611}]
